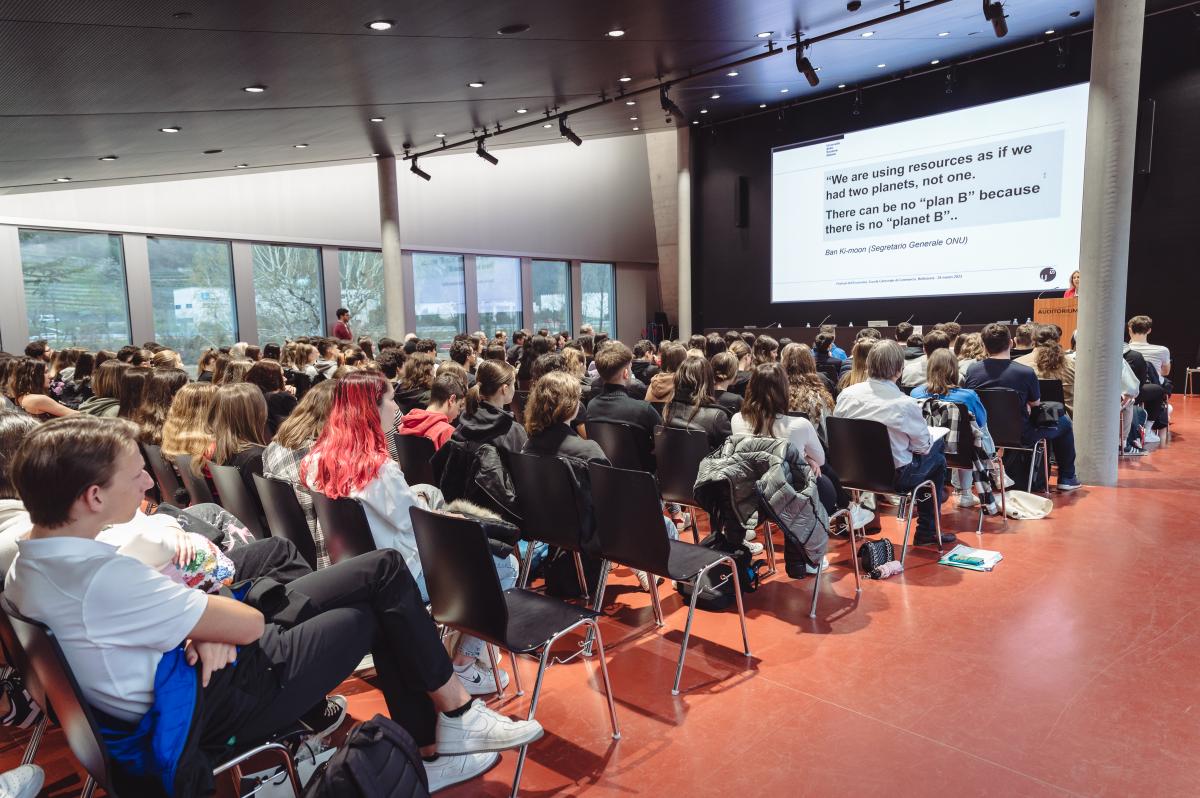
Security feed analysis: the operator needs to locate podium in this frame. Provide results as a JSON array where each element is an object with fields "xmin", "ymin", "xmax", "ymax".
[{"xmin": 1033, "ymin": 297, "xmax": 1078, "ymax": 347}]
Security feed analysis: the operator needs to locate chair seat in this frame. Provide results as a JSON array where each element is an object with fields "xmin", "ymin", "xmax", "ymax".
[
  {"xmin": 500, "ymin": 589, "xmax": 599, "ymax": 653},
  {"xmin": 665, "ymin": 540, "xmax": 727, "ymax": 581}
]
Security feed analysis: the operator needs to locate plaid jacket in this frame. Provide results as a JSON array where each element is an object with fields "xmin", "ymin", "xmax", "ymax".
[
  {"xmin": 262, "ymin": 441, "xmax": 330, "ymax": 568},
  {"xmin": 917, "ymin": 398, "xmax": 997, "ymax": 506}
]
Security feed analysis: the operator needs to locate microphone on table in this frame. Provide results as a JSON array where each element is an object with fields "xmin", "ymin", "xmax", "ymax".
[
  {"xmin": 903, "ymin": 314, "xmax": 915, "ymax": 325},
  {"xmin": 1035, "ymin": 290, "xmax": 1050, "ymax": 301},
  {"xmin": 816, "ymin": 314, "xmax": 831, "ymax": 328},
  {"xmin": 952, "ymin": 312, "xmax": 962, "ymax": 323}
]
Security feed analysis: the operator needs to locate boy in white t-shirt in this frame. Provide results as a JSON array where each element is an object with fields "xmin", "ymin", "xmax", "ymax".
[
  {"xmin": 4, "ymin": 417, "xmax": 542, "ymax": 794},
  {"xmin": 1126, "ymin": 315, "xmax": 1171, "ymax": 379}
]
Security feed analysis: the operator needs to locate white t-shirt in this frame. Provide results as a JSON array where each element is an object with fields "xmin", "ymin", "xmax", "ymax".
[
  {"xmin": 730, "ymin": 413, "xmax": 825, "ymax": 466},
  {"xmin": 1127, "ymin": 341, "xmax": 1170, "ymax": 377},
  {"xmin": 5, "ymin": 536, "xmax": 207, "ymax": 723}
]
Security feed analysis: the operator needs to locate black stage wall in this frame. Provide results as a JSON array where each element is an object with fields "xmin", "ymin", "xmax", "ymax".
[{"xmin": 692, "ymin": 8, "xmax": 1200, "ymax": 371}]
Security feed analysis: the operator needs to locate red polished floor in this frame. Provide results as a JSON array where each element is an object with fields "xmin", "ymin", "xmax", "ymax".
[{"xmin": 5, "ymin": 399, "xmax": 1197, "ymax": 797}]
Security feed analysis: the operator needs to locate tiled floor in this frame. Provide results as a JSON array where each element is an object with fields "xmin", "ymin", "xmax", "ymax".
[{"xmin": 4, "ymin": 399, "xmax": 1197, "ymax": 796}]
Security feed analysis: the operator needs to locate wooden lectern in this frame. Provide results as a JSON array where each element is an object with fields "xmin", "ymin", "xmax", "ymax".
[{"xmin": 1033, "ymin": 297, "xmax": 1078, "ymax": 346}]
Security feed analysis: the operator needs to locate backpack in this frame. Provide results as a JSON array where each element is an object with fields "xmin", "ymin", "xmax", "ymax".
[
  {"xmin": 675, "ymin": 533, "xmax": 765, "ymax": 611},
  {"xmin": 302, "ymin": 715, "xmax": 429, "ymax": 798}
]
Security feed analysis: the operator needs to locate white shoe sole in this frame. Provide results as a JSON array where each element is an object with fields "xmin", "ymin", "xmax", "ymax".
[
  {"xmin": 427, "ymin": 751, "xmax": 501, "ymax": 793},
  {"xmin": 437, "ymin": 722, "xmax": 545, "ymax": 755}
]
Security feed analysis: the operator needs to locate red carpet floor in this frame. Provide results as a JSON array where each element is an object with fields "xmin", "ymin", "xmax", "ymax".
[{"xmin": 5, "ymin": 398, "xmax": 1197, "ymax": 797}]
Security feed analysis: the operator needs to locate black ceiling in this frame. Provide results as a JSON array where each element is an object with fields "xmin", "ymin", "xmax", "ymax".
[{"xmin": 0, "ymin": 0, "xmax": 1105, "ymax": 194}]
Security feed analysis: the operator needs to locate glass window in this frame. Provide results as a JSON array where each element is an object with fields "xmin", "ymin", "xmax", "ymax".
[
  {"xmin": 19, "ymin": 229, "xmax": 131, "ymax": 351},
  {"xmin": 581, "ymin": 261, "xmax": 616, "ymax": 336},
  {"xmin": 412, "ymin": 253, "xmax": 466, "ymax": 350},
  {"xmin": 251, "ymin": 243, "xmax": 323, "ymax": 344},
  {"xmin": 147, "ymin": 237, "xmax": 237, "ymax": 365},
  {"xmin": 338, "ymin": 249, "xmax": 387, "ymax": 341},
  {"xmin": 531, "ymin": 259, "xmax": 571, "ymax": 335},
  {"xmin": 476, "ymin": 256, "xmax": 522, "ymax": 337}
]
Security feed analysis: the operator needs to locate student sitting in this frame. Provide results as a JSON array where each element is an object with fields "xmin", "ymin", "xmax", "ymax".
[
  {"xmin": 205, "ymin": 383, "xmax": 270, "ymax": 497},
  {"xmin": 834, "ymin": 342, "xmax": 957, "ymax": 546},
  {"xmin": 1009, "ymin": 322, "xmax": 1036, "ymax": 360},
  {"xmin": 394, "ymin": 353, "xmax": 435, "ymax": 415},
  {"xmin": 244, "ymin": 359, "xmax": 299, "ymax": 435},
  {"xmin": 726, "ymin": 340, "xmax": 754, "ymax": 397},
  {"xmin": 962, "ymin": 323, "xmax": 1081, "ymax": 491},
  {"xmin": 398, "ymin": 371, "xmax": 467, "ymax": 450},
  {"xmin": 132, "ymin": 368, "xmax": 188, "ymax": 447},
  {"xmin": 9, "ymin": 358, "xmax": 76, "ymax": 421},
  {"xmin": 710, "ymin": 351, "xmax": 745, "ymax": 416},
  {"xmin": 645, "ymin": 341, "xmax": 685, "ymax": 405},
  {"xmin": 661, "ymin": 356, "xmax": 732, "ymax": 452},
  {"xmin": 631, "ymin": 340, "xmax": 659, "ymax": 384},
  {"xmin": 586, "ymin": 341, "xmax": 662, "ymax": 471},
  {"xmin": 819, "ymin": 324, "xmax": 847, "ymax": 360},
  {"xmin": 900, "ymin": 330, "xmax": 951, "ymax": 390},
  {"xmin": 1015, "ymin": 324, "xmax": 1075, "ymax": 416},
  {"xmin": 781, "ymin": 343, "xmax": 835, "ymax": 434},
  {"xmin": 732, "ymin": 363, "xmax": 825, "ymax": 487},
  {"xmin": 531, "ymin": 353, "xmax": 588, "ymax": 436},
  {"xmin": 6, "ymin": 416, "xmax": 542, "ymax": 794},
  {"xmin": 303, "ymin": 371, "xmax": 518, "ymax": 695},
  {"xmin": 837, "ymin": 339, "xmax": 875, "ymax": 391}
]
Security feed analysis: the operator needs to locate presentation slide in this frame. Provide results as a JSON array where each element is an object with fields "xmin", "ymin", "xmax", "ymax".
[{"xmin": 770, "ymin": 82, "xmax": 1090, "ymax": 303}]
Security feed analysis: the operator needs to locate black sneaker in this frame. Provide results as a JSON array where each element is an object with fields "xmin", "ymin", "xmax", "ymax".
[
  {"xmin": 0, "ymin": 666, "xmax": 44, "ymax": 730},
  {"xmin": 299, "ymin": 695, "xmax": 347, "ymax": 739},
  {"xmin": 914, "ymin": 530, "xmax": 957, "ymax": 546}
]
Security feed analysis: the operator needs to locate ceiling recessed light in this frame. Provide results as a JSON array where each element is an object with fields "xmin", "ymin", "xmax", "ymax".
[
  {"xmin": 516, "ymin": 108, "xmax": 528, "ymax": 114},
  {"xmin": 542, "ymin": 123, "xmax": 553, "ymax": 128},
  {"xmin": 938, "ymin": 31, "xmax": 950, "ymax": 37},
  {"xmin": 710, "ymin": 93, "xmax": 721, "ymax": 99},
  {"xmin": 838, "ymin": 83, "xmax": 846, "ymax": 88},
  {"xmin": 366, "ymin": 20, "xmax": 394, "ymax": 31},
  {"xmin": 243, "ymin": 85, "xmax": 266, "ymax": 93},
  {"xmin": 780, "ymin": 88, "xmax": 789, "ymax": 93},
  {"xmin": 98, "ymin": 155, "xmax": 118, "ymax": 161},
  {"xmin": 435, "ymin": 132, "xmax": 446, "ymax": 138},
  {"xmin": 369, "ymin": 116, "xmax": 384, "ymax": 122},
  {"xmin": 1045, "ymin": 29, "xmax": 1056, "ymax": 34},
  {"xmin": 861, "ymin": 31, "xmax": 874, "ymax": 37},
  {"xmin": 630, "ymin": 116, "xmax": 638, "ymax": 120},
  {"xmin": 203, "ymin": 149, "xmax": 222, "ymax": 154},
  {"xmin": 756, "ymin": 31, "xmax": 773, "ymax": 38},
  {"xmin": 294, "ymin": 143, "xmax": 308, "ymax": 148},
  {"xmin": 727, "ymin": 70, "xmax": 739, "ymax": 77},
  {"xmin": 467, "ymin": 81, "xmax": 485, "ymax": 88},
  {"xmin": 692, "ymin": 120, "xmax": 699, "ymax": 124},
  {"xmin": 625, "ymin": 100, "xmax": 636, "ymax": 106},
  {"xmin": 759, "ymin": 103, "xmax": 767, "ymax": 108},
  {"xmin": 930, "ymin": 59, "xmax": 940, "ymax": 65},
  {"xmin": 618, "ymin": 75, "xmax": 632, "ymax": 83},
  {"xmin": 700, "ymin": 108, "xmax": 708, "ymax": 114},
  {"xmin": 53, "ymin": 177, "xmax": 71, "ymax": 183},
  {"xmin": 876, "ymin": 63, "xmax": 886, "ymax": 68},
  {"xmin": 171, "ymin": 11, "xmax": 193, "ymax": 20},
  {"xmin": 632, "ymin": 126, "xmax": 639, "ymax": 131},
  {"xmin": 159, "ymin": 126, "xmax": 181, "ymax": 133},
  {"xmin": 607, "ymin": 29, "xmax": 625, "ymax": 37},
  {"xmin": 497, "ymin": 23, "xmax": 531, "ymax": 35},
  {"xmin": 371, "ymin": 153, "xmax": 380, "ymax": 157},
  {"xmin": 235, "ymin": 164, "xmax": 248, "ymax": 168}
]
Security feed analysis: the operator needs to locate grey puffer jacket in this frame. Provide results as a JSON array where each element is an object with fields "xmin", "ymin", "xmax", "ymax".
[{"xmin": 694, "ymin": 435, "xmax": 829, "ymax": 569}]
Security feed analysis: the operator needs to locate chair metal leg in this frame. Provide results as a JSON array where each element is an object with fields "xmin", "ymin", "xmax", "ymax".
[
  {"xmin": 509, "ymin": 646, "xmax": 553, "ymax": 798},
  {"xmin": 727, "ymin": 555, "xmax": 752, "ymax": 658},
  {"xmin": 672, "ymin": 565, "xmax": 707, "ymax": 696},
  {"xmin": 689, "ymin": 509, "xmax": 701, "ymax": 545},
  {"xmin": 587, "ymin": 619, "xmax": 621, "ymax": 739},
  {"xmin": 648, "ymin": 575, "xmax": 665, "ymax": 627},
  {"xmin": 763, "ymin": 521, "xmax": 777, "ymax": 576},
  {"xmin": 19, "ymin": 715, "xmax": 47, "ymax": 766},
  {"xmin": 582, "ymin": 561, "xmax": 611, "ymax": 656},
  {"xmin": 486, "ymin": 642, "xmax": 504, "ymax": 701},
  {"xmin": 510, "ymin": 649, "xmax": 525, "ymax": 697},
  {"xmin": 81, "ymin": 777, "xmax": 96, "ymax": 798},
  {"xmin": 898, "ymin": 493, "xmax": 916, "ymax": 565},
  {"xmin": 1041, "ymin": 440, "xmax": 1051, "ymax": 494},
  {"xmin": 808, "ymin": 558, "xmax": 824, "ymax": 618},
  {"xmin": 573, "ymin": 551, "xmax": 591, "ymax": 601},
  {"xmin": 518, "ymin": 544, "xmax": 535, "ymax": 589}
]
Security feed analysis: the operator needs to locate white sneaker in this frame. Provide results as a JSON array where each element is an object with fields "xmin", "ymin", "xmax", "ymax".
[
  {"xmin": 745, "ymin": 541, "xmax": 764, "ymax": 556},
  {"xmin": 957, "ymin": 491, "xmax": 980, "ymax": 509},
  {"xmin": 436, "ymin": 699, "xmax": 545, "ymax": 755},
  {"xmin": 0, "ymin": 765, "xmax": 44, "ymax": 798},
  {"xmin": 1144, "ymin": 428, "xmax": 1161, "ymax": 443},
  {"xmin": 744, "ymin": 527, "xmax": 757, "ymax": 542},
  {"xmin": 983, "ymin": 500, "xmax": 1002, "ymax": 516},
  {"xmin": 849, "ymin": 504, "xmax": 875, "ymax": 530},
  {"xmin": 805, "ymin": 556, "xmax": 829, "ymax": 575},
  {"xmin": 455, "ymin": 662, "xmax": 510, "ymax": 696},
  {"xmin": 635, "ymin": 570, "xmax": 663, "ymax": 592},
  {"xmin": 426, "ymin": 751, "xmax": 500, "ymax": 792}
]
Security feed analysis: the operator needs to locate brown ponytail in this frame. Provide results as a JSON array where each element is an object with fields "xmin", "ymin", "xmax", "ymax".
[{"xmin": 466, "ymin": 359, "xmax": 515, "ymax": 416}]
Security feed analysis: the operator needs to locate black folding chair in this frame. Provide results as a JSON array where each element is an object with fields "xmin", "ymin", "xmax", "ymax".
[
  {"xmin": 977, "ymin": 388, "xmax": 1050, "ymax": 495},
  {"xmin": 509, "ymin": 452, "xmax": 594, "ymax": 597},
  {"xmin": 589, "ymin": 462, "xmax": 751, "ymax": 695},
  {"xmin": 410, "ymin": 507, "xmax": 619, "ymax": 798},
  {"xmin": 1038, "ymin": 379, "xmax": 1066, "ymax": 406},
  {"xmin": 174, "ymin": 455, "xmax": 215, "ymax": 506},
  {"xmin": 252, "ymin": 474, "xmax": 319, "ymax": 569},
  {"xmin": 310, "ymin": 491, "xmax": 377, "ymax": 562},
  {"xmin": 139, "ymin": 443, "xmax": 186, "ymax": 507},
  {"xmin": 587, "ymin": 420, "xmax": 652, "ymax": 472},
  {"xmin": 826, "ymin": 416, "xmax": 944, "ymax": 570},
  {"xmin": 392, "ymin": 434, "xmax": 437, "ymax": 486},
  {"xmin": 0, "ymin": 599, "xmax": 300, "ymax": 798},
  {"xmin": 208, "ymin": 464, "xmax": 267, "ymax": 539},
  {"xmin": 653, "ymin": 425, "xmax": 723, "ymax": 548},
  {"xmin": 0, "ymin": 608, "xmax": 49, "ymax": 766}
]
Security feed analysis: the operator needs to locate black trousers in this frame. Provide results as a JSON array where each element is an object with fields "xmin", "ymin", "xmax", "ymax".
[
  {"xmin": 198, "ymin": 549, "xmax": 454, "ymax": 751},
  {"xmin": 225, "ymin": 537, "xmax": 312, "ymax": 584}
]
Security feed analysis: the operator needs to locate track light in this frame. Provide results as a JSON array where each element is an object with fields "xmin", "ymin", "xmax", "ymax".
[
  {"xmin": 944, "ymin": 66, "xmax": 957, "ymax": 94},
  {"xmin": 559, "ymin": 116, "xmax": 583, "ymax": 146},
  {"xmin": 795, "ymin": 45, "xmax": 820, "ymax": 87},
  {"xmin": 410, "ymin": 157, "xmax": 431, "ymax": 181},
  {"xmin": 475, "ymin": 140, "xmax": 499, "ymax": 165},
  {"xmin": 852, "ymin": 89, "xmax": 863, "ymax": 116},
  {"xmin": 1055, "ymin": 35, "xmax": 1071, "ymax": 69},
  {"xmin": 659, "ymin": 86, "xmax": 684, "ymax": 123},
  {"xmin": 982, "ymin": 1, "xmax": 1008, "ymax": 38}
]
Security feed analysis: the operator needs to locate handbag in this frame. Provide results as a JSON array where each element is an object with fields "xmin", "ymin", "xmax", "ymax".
[
  {"xmin": 857, "ymin": 538, "xmax": 895, "ymax": 575},
  {"xmin": 1031, "ymin": 401, "xmax": 1066, "ymax": 429},
  {"xmin": 1003, "ymin": 490, "xmax": 1053, "ymax": 520}
]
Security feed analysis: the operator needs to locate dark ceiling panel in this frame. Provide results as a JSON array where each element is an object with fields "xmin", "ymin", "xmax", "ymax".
[{"xmin": 0, "ymin": 0, "xmax": 1096, "ymax": 194}]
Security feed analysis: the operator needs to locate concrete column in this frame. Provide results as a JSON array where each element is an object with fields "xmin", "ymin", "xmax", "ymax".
[
  {"xmin": 1074, "ymin": 0, "xmax": 1145, "ymax": 486},
  {"xmin": 377, "ymin": 156, "xmax": 409, "ymax": 337},
  {"xmin": 645, "ymin": 131, "xmax": 679, "ymax": 331},
  {"xmin": 122, "ymin": 234, "xmax": 155, "ymax": 345},
  {"xmin": 676, "ymin": 128, "xmax": 693, "ymax": 339},
  {"xmin": 0, "ymin": 225, "xmax": 31, "ymax": 350}
]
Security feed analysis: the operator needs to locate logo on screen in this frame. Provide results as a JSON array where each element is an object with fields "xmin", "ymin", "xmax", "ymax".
[{"xmin": 1039, "ymin": 267, "xmax": 1057, "ymax": 282}]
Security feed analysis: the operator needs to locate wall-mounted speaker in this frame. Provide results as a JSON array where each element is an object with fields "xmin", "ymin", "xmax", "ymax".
[
  {"xmin": 1135, "ymin": 98, "xmax": 1155, "ymax": 175},
  {"xmin": 734, "ymin": 175, "xmax": 749, "ymax": 227}
]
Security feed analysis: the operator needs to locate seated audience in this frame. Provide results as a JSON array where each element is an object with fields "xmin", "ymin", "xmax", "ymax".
[
  {"xmin": 903, "ymin": 334, "xmax": 925, "ymax": 361},
  {"xmin": 587, "ymin": 341, "xmax": 662, "ymax": 471},
  {"xmin": 6, "ymin": 416, "xmax": 542, "ymax": 794},
  {"xmin": 206, "ymin": 383, "xmax": 270, "ymax": 495},
  {"xmin": 221, "ymin": 358, "xmax": 253, "ymax": 385},
  {"xmin": 726, "ymin": 339, "xmax": 754, "ymax": 396},
  {"xmin": 449, "ymin": 338, "xmax": 477, "ymax": 384},
  {"xmin": 132, "ymin": 368, "xmax": 189, "ymax": 446},
  {"xmin": 710, "ymin": 351, "xmax": 745, "ymax": 416},
  {"xmin": 244, "ymin": 358, "xmax": 299, "ymax": 435},
  {"xmin": 962, "ymin": 323, "xmax": 1080, "ymax": 491},
  {"xmin": 645, "ymin": 341, "xmax": 686, "ymax": 405},
  {"xmin": 631, "ymin": 340, "xmax": 659, "ymax": 384},
  {"xmin": 9, "ymin": 357, "xmax": 76, "ymax": 420},
  {"xmin": 160, "ymin": 382, "xmax": 219, "ymax": 474},
  {"xmin": 752, "ymin": 335, "xmax": 780, "ymax": 365},
  {"xmin": 956, "ymin": 333, "xmax": 986, "ymax": 379},
  {"xmin": 196, "ymin": 349, "xmax": 218, "ymax": 383},
  {"xmin": 395, "ymin": 353, "xmax": 435, "ymax": 414},
  {"xmin": 819, "ymin": 324, "xmax": 847, "ymax": 360},
  {"xmin": 661, "ymin": 356, "xmax": 732, "ymax": 451},
  {"xmin": 781, "ymin": 343, "xmax": 835, "ymax": 435},
  {"xmin": 837, "ymin": 339, "xmax": 875, "ymax": 390},
  {"xmin": 704, "ymin": 332, "xmax": 727, "ymax": 360},
  {"xmin": 398, "ymin": 371, "xmax": 467, "ymax": 450},
  {"xmin": 733, "ymin": 363, "xmax": 825, "ymax": 478},
  {"xmin": 900, "ymin": 330, "xmax": 951, "ymax": 390},
  {"xmin": 1010, "ymin": 322, "xmax": 1036, "ymax": 360},
  {"xmin": 895, "ymin": 322, "xmax": 914, "ymax": 346},
  {"xmin": 531, "ymin": 352, "xmax": 587, "ymax": 436},
  {"xmin": 834, "ymin": 341, "xmax": 957, "ymax": 545},
  {"xmin": 1016, "ymin": 324, "xmax": 1075, "ymax": 416},
  {"xmin": 1125, "ymin": 314, "xmax": 1171, "ymax": 381}
]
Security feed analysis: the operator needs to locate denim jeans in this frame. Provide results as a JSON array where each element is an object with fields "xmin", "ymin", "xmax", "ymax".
[
  {"xmin": 893, "ymin": 438, "xmax": 946, "ymax": 532},
  {"xmin": 1023, "ymin": 414, "xmax": 1077, "ymax": 481}
]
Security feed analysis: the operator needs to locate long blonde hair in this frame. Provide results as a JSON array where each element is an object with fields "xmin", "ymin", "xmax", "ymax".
[
  {"xmin": 838, "ymin": 339, "xmax": 875, "ymax": 389},
  {"xmin": 273, "ymin": 379, "xmax": 337, "ymax": 450},
  {"xmin": 161, "ymin": 382, "xmax": 218, "ymax": 473}
]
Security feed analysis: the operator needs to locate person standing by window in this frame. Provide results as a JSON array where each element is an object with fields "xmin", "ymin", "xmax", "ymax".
[{"xmin": 331, "ymin": 307, "xmax": 353, "ymax": 343}]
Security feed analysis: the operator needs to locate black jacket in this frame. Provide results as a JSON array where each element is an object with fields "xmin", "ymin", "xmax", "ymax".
[
  {"xmin": 265, "ymin": 391, "xmax": 297, "ymax": 436},
  {"xmin": 728, "ymin": 370, "xmax": 752, "ymax": 397},
  {"xmin": 586, "ymin": 383, "xmax": 661, "ymax": 471},
  {"xmin": 631, "ymin": 360, "xmax": 659, "ymax": 384},
  {"xmin": 522, "ymin": 426, "xmax": 609, "ymax": 556},
  {"xmin": 714, "ymin": 389, "xmax": 744, "ymax": 416},
  {"xmin": 661, "ymin": 400, "xmax": 733, "ymax": 452},
  {"xmin": 394, "ymin": 385, "xmax": 431, "ymax": 415},
  {"xmin": 430, "ymin": 402, "xmax": 527, "ymax": 523},
  {"xmin": 903, "ymin": 345, "xmax": 925, "ymax": 360}
]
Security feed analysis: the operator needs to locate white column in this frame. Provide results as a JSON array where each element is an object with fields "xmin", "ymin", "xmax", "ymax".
[
  {"xmin": 377, "ymin": 156, "xmax": 409, "ymax": 337},
  {"xmin": 122, "ymin": 234, "xmax": 155, "ymax": 345},
  {"xmin": 1074, "ymin": 0, "xmax": 1145, "ymax": 486},
  {"xmin": 676, "ymin": 128, "xmax": 693, "ymax": 340},
  {"xmin": 0, "ymin": 225, "xmax": 30, "ymax": 350}
]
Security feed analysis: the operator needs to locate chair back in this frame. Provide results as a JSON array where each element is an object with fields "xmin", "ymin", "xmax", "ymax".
[
  {"xmin": 653, "ymin": 425, "xmax": 710, "ymax": 506},
  {"xmin": 252, "ymin": 475, "xmax": 318, "ymax": 569},
  {"xmin": 510, "ymin": 390, "xmax": 529, "ymax": 424},
  {"xmin": 508, "ymin": 452, "xmax": 586, "ymax": 551},
  {"xmin": 587, "ymin": 420, "xmax": 650, "ymax": 472},
  {"xmin": 819, "ymin": 362, "xmax": 842, "ymax": 387},
  {"xmin": 310, "ymin": 492, "xmax": 377, "ymax": 563},
  {"xmin": 0, "ymin": 599, "xmax": 115, "ymax": 793},
  {"xmin": 588, "ymin": 462, "xmax": 671, "ymax": 575},
  {"xmin": 976, "ymin": 388, "xmax": 1026, "ymax": 448},
  {"xmin": 410, "ymin": 507, "xmax": 510, "ymax": 643},
  {"xmin": 140, "ymin": 443, "xmax": 184, "ymax": 506},
  {"xmin": 1038, "ymin": 379, "xmax": 1066, "ymax": 405},
  {"xmin": 944, "ymin": 403, "xmax": 977, "ymax": 469},
  {"xmin": 392, "ymin": 434, "xmax": 437, "ymax": 486},
  {"xmin": 825, "ymin": 416, "xmax": 900, "ymax": 494},
  {"xmin": 208, "ymin": 464, "xmax": 267, "ymax": 539},
  {"xmin": 174, "ymin": 455, "xmax": 215, "ymax": 505}
]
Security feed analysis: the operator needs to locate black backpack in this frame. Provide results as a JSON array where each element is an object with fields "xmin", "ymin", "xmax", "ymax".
[
  {"xmin": 675, "ymin": 533, "xmax": 765, "ymax": 611},
  {"xmin": 302, "ymin": 715, "xmax": 429, "ymax": 798}
]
